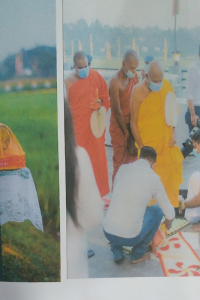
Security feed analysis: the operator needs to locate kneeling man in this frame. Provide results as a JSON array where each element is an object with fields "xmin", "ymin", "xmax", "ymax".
[{"xmin": 103, "ymin": 146, "xmax": 175, "ymax": 263}]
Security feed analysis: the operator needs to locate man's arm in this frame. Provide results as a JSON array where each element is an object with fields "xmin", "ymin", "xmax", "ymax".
[
  {"xmin": 109, "ymin": 78, "xmax": 130, "ymax": 147},
  {"xmin": 130, "ymin": 88, "xmax": 144, "ymax": 149},
  {"xmin": 179, "ymin": 190, "xmax": 200, "ymax": 213},
  {"xmin": 186, "ymin": 67, "xmax": 199, "ymax": 126},
  {"xmin": 153, "ymin": 175, "xmax": 175, "ymax": 230}
]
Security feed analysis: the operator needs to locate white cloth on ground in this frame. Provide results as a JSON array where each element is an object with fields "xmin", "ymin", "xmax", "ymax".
[
  {"xmin": 185, "ymin": 171, "xmax": 200, "ymax": 223},
  {"xmin": 0, "ymin": 167, "xmax": 43, "ymax": 231},
  {"xmin": 103, "ymin": 159, "xmax": 175, "ymax": 239},
  {"xmin": 67, "ymin": 147, "xmax": 104, "ymax": 279}
]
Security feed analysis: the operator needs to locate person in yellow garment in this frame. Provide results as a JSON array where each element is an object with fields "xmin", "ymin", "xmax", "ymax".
[{"xmin": 130, "ymin": 60, "xmax": 183, "ymax": 208}]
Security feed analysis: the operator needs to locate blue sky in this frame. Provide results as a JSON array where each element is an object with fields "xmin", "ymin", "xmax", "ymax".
[
  {"xmin": 63, "ymin": 0, "xmax": 200, "ymax": 30},
  {"xmin": 0, "ymin": 0, "xmax": 56, "ymax": 62}
]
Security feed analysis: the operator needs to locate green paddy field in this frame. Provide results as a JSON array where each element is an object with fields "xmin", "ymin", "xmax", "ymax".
[{"xmin": 0, "ymin": 89, "xmax": 60, "ymax": 282}]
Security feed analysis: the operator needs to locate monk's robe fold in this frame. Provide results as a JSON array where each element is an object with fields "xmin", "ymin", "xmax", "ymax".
[
  {"xmin": 110, "ymin": 75, "xmax": 139, "ymax": 185},
  {"xmin": 69, "ymin": 69, "xmax": 110, "ymax": 197},
  {"xmin": 137, "ymin": 79, "xmax": 183, "ymax": 207}
]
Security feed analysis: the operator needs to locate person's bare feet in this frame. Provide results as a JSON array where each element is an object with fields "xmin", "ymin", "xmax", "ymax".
[
  {"xmin": 192, "ymin": 223, "xmax": 200, "ymax": 231},
  {"xmin": 131, "ymin": 253, "xmax": 151, "ymax": 264}
]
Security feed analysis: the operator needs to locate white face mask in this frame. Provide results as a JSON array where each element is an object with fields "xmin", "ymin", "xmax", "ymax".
[
  {"xmin": 144, "ymin": 64, "xmax": 149, "ymax": 74},
  {"xmin": 125, "ymin": 70, "xmax": 135, "ymax": 78}
]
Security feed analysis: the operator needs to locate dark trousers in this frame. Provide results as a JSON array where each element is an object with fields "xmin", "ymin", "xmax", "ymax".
[{"xmin": 185, "ymin": 106, "xmax": 200, "ymax": 133}]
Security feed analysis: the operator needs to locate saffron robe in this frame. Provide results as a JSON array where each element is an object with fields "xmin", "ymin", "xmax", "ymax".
[
  {"xmin": 69, "ymin": 69, "xmax": 110, "ymax": 197},
  {"xmin": 137, "ymin": 79, "xmax": 183, "ymax": 207},
  {"xmin": 109, "ymin": 75, "xmax": 139, "ymax": 185}
]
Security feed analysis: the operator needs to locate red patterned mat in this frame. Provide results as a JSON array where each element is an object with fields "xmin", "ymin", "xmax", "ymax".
[{"xmin": 153, "ymin": 231, "xmax": 200, "ymax": 276}]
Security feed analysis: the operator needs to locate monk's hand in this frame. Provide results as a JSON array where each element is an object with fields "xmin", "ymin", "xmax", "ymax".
[
  {"xmin": 124, "ymin": 130, "xmax": 130, "ymax": 148},
  {"xmin": 90, "ymin": 99, "xmax": 101, "ymax": 110},
  {"xmin": 191, "ymin": 114, "xmax": 199, "ymax": 127},
  {"xmin": 169, "ymin": 130, "xmax": 176, "ymax": 148},
  {"xmin": 97, "ymin": 99, "xmax": 103, "ymax": 106},
  {"xmin": 165, "ymin": 218, "xmax": 173, "ymax": 230}
]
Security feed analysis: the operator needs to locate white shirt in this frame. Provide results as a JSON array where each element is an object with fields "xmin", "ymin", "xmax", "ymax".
[
  {"xmin": 67, "ymin": 147, "xmax": 104, "ymax": 279},
  {"xmin": 185, "ymin": 60, "xmax": 200, "ymax": 105},
  {"xmin": 103, "ymin": 159, "xmax": 175, "ymax": 239}
]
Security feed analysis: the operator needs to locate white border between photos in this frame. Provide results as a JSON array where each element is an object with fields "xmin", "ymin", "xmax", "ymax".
[{"xmin": 1, "ymin": 0, "xmax": 200, "ymax": 299}]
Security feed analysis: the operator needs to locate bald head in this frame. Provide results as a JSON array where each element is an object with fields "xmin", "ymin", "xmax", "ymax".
[
  {"xmin": 73, "ymin": 51, "xmax": 88, "ymax": 66},
  {"xmin": 147, "ymin": 60, "xmax": 164, "ymax": 83},
  {"xmin": 123, "ymin": 49, "xmax": 139, "ymax": 62},
  {"xmin": 122, "ymin": 50, "xmax": 139, "ymax": 77}
]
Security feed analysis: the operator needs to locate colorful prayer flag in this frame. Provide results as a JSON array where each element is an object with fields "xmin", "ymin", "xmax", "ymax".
[
  {"xmin": 90, "ymin": 34, "xmax": 93, "ymax": 55},
  {"xmin": 106, "ymin": 42, "xmax": 112, "ymax": 59},
  {"xmin": 118, "ymin": 38, "xmax": 121, "ymax": 58},
  {"xmin": 132, "ymin": 39, "xmax": 136, "ymax": 51},
  {"xmin": 78, "ymin": 40, "xmax": 82, "ymax": 51},
  {"xmin": 71, "ymin": 40, "xmax": 74, "ymax": 57},
  {"xmin": 164, "ymin": 39, "xmax": 168, "ymax": 62},
  {"xmin": 173, "ymin": 0, "xmax": 180, "ymax": 16}
]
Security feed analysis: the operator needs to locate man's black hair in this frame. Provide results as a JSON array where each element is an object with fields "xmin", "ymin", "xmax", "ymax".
[
  {"xmin": 193, "ymin": 129, "xmax": 200, "ymax": 143},
  {"xmin": 73, "ymin": 51, "xmax": 88, "ymax": 65},
  {"xmin": 139, "ymin": 146, "xmax": 157, "ymax": 163}
]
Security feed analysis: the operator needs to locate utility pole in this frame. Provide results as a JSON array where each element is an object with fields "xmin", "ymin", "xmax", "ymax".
[{"xmin": 174, "ymin": 0, "xmax": 177, "ymax": 54}]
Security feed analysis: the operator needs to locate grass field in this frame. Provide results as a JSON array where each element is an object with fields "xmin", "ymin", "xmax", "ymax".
[{"xmin": 0, "ymin": 89, "xmax": 60, "ymax": 281}]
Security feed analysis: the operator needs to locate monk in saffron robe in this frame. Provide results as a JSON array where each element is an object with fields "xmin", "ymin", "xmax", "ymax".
[
  {"xmin": 65, "ymin": 51, "xmax": 110, "ymax": 197},
  {"xmin": 130, "ymin": 60, "xmax": 183, "ymax": 207},
  {"xmin": 109, "ymin": 50, "xmax": 139, "ymax": 186}
]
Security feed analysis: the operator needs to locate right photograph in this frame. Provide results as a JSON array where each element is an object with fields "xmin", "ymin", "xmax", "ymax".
[{"xmin": 64, "ymin": 0, "xmax": 200, "ymax": 278}]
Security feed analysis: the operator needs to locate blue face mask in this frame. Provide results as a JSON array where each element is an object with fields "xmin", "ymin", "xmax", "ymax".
[
  {"xmin": 193, "ymin": 149, "xmax": 200, "ymax": 159},
  {"xmin": 149, "ymin": 80, "xmax": 163, "ymax": 92},
  {"xmin": 77, "ymin": 66, "xmax": 89, "ymax": 79},
  {"xmin": 125, "ymin": 70, "xmax": 135, "ymax": 79}
]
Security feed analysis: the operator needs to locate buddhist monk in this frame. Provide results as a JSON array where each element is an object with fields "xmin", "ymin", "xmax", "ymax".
[
  {"xmin": 130, "ymin": 60, "xmax": 183, "ymax": 207},
  {"xmin": 65, "ymin": 51, "xmax": 110, "ymax": 197},
  {"xmin": 109, "ymin": 50, "xmax": 139, "ymax": 186}
]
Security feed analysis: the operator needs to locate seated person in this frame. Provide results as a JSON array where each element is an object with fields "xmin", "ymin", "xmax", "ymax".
[
  {"xmin": 179, "ymin": 130, "xmax": 200, "ymax": 231},
  {"xmin": 0, "ymin": 123, "xmax": 43, "ymax": 231},
  {"xmin": 103, "ymin": 146, "xmax": 175, "ymax": 264}
]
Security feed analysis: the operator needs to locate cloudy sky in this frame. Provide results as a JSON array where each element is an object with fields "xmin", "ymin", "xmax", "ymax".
[
  {"xmin": 0, "ymin": 0, "xmax": 56, "ymax": 62},
  {"xmin": 63, "ymin": 0, "xmax": 200, "ymax": 30}
]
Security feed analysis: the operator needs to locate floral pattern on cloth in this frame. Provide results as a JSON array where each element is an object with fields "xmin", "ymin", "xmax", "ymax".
[
  {"xmin": 0, "ymin": 167, "xmax": 43, "ymax": 232},
  {"xmin": 153, "ymin": 231, "xmax": 200, "ymax": 277}
]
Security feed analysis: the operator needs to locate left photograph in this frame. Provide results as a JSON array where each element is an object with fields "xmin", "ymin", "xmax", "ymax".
[{"xmin": 0, "ymin": 0, "xmax": 60, "ymax": 281}]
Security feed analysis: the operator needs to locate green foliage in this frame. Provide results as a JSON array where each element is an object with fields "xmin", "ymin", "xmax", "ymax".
[
  {"xmin": 1, "ymin": 221, "xmax": 60, "ymax": 282},
  {"xmin": 0, "ymin": 90, "xmax": 60, "ymax": 281}
]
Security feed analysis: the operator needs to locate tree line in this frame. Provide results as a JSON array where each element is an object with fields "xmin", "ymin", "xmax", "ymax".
[
  {"xmin": 63, "ymin": 19, "xmax": 200, "ymax": 58},
  {"xmin": 0, "ymin": 46, "xmax": 56, "ymax": 81}
]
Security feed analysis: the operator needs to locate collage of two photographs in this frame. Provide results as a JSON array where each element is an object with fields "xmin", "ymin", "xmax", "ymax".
[{"xmin": 1, "ymin": 0, "xmax": 200, "ymax": 284}]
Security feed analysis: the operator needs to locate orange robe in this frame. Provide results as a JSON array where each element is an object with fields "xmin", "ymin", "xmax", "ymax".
[
  {"xmin": 109, "ymin": 75, "xmax": 139, "ymax": 185},
  {"xmin": 69, "ymin": 69, "xmax": 110, "ymax": 197},
  {"xmin": 137, "ymin": 79, "xmax": 183, "ymax": 207}
]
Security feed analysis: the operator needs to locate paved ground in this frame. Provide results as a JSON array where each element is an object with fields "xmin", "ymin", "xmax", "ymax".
[{"xmin": 87, "ymin": 146, "xmax": 200, "ymax": 278}]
